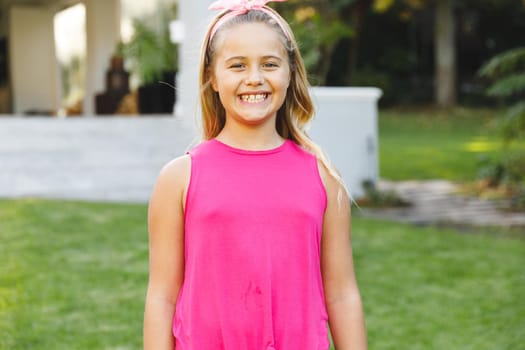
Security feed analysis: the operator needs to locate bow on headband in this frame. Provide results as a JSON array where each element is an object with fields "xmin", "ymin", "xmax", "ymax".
[
  {"xmin": 208, "ymin": 0, "xmax": 289, "ymax": 40},
  {"xmin": 209, "ymin": 0, "xmax": 286, "ymax": 11}
]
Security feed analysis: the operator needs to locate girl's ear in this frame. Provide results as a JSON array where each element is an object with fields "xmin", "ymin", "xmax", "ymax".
[{"xmin": 208, "ymin": 68, "xmax": 219, "ymax": 92}]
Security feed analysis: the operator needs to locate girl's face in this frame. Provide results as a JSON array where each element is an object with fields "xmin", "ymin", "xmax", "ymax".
[{"xmin": 210, "ymin": 22, "xmax": 290, "ymax": 130}]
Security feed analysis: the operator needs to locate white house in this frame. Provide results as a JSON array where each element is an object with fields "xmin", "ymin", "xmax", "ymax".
[
  {"xmin": 0, "ymin": 0, "xmax": 121, "ymax": 115},
  {"xmin": 0, "ymin": 0, "xmax": 381, "ymax": 199}
]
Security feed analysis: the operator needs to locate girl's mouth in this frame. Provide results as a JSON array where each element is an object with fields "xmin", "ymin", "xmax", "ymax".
[{"xmin": 239, "ymin": 93, "xmax": 269, "ymax": 103}]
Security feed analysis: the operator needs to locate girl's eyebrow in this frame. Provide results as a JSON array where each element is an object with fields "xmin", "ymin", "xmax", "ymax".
[
  {"xmin": 225, "ymin": 56, "xmax": 245, "ymax": 62},
  {"xmin": 224, "ymin": 55, "xmax": 284, "ymax": 62},
  {"xmin": 262, "ymin": 55, "xmax": 283, "ymax": 61}
]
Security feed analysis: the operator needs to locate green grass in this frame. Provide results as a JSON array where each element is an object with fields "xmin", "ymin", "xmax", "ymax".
[
  {"xmin": 352, "ymin": 217, "xmax": 525, "ymax": 350},
  {"xmin": 379, "ymin": 107, "xmax": 525, "ymax": 181},
  {"xmin": 0, "ymin": 199, "xmax": 148, "ymax": 349},
  {"xmin": 1, "ymin": 199, "xmax": 524, "ymax": 349}
]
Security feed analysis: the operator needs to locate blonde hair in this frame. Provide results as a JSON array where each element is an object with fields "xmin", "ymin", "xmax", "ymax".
[{"xmin": 199, "ymin": 8, "xmax": 348, "ymax": 197}]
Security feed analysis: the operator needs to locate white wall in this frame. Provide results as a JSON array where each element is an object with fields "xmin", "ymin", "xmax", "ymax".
[
  {"xmin": 309, "ymin": 87, "xmax": 382, "ymax": 199},
  {"xmin": 9, "ymin": 6, "xmax": 59, "ymax": 114}
]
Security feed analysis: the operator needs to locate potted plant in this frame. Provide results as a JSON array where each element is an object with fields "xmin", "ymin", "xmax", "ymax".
[{"xmin": 124, "ymin": 3, "xmax": 178, "ymax": 114}]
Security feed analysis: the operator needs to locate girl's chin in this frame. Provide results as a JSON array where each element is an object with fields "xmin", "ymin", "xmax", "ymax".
[{"xmin": 229, "ymin": 112, "xmax": 277, "ymax": 126}]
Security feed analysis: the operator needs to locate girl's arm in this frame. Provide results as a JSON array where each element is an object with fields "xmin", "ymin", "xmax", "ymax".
[
  {"xmin": 319, "ymin": 164, "xmax": 367, "ymax": 350},
  {"xmin": 144, "ymin": 155, "xmax": 190, "ymax": 350}
]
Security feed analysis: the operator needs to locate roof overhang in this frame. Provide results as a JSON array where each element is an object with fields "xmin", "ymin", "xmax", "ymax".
[{"xmin": 1, "ymin": 0, "xmax": 81, "ymax": 12}]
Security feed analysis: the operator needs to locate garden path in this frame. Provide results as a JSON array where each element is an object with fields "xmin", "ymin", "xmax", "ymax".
[{"xmin": 358, "ymin": 180, "xmax": 525, "ymax": 229}]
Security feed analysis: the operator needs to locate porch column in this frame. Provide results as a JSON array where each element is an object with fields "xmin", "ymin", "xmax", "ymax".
[
  {"xmin": 176, "ymin": 0, "xmax": 210, "ymax": 131},
  {"xmin": 9, "ymin": 6, "xmax": 59, "ymax": 114},
  {"xmin": 83, "ymin": 0, "xmax": 120, "ymax": 115}
]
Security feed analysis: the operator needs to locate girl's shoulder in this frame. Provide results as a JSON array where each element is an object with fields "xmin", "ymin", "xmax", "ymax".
[
  {"xmin": 148, "ymin": 154, "xmax": 191, "ymax": 223},
  {"xmin": 161, "ymin": 154, "xmax": 191, "ymax": 176},
  {"xmin": 154, "ymin": 154, "xmax": 192, "ymax": 199}
]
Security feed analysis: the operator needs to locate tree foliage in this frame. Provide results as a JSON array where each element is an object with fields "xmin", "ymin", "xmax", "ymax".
[
  {"xmin": 476, "ymin": 47, "xmax": 525, "ymax": 203},
  {"xmin": 479, "ymin": 47, "xmax": 525, "ymax": 86},
  {"xmin": 272, "ymin": 0, "xmax": 525, "ymax": 106},
  {"xmin": 479, "ymin": 47, "xmax": 525, "ymax": 144},
  {"xmin": 274, "ymin": 0, "xmax": 356, "ymax": 84}
]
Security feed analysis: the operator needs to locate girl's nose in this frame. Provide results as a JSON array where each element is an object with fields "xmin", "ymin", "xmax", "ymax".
[{"xmin": 245, "ymin": 68, "xmax": 264, "ymax": 86}]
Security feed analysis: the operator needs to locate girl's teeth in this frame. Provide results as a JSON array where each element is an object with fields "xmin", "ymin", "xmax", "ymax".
[{"xmin": 241, "ymin": 94, "xmax": 267, "ymax": 103}]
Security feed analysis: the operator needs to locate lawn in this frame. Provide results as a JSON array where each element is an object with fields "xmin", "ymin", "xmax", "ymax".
[
  {"xmin": 379, "ymin": 107, "xmax": 525, "ymax": 181},
  {"xmin": 1, "ymin": 199, "xmax": 524, "ymax": 349},
  {"xmin": 0, "ymin": 199, "xmax": 148, "ymax": 349}
]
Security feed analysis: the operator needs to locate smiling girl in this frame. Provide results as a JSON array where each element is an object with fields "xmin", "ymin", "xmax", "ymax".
[{"xmin": 143, "ymin": 1, "xmax": 367, "ymax": 349}]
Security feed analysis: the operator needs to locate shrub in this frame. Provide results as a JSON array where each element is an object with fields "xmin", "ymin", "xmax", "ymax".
[
  {"xmin": 476, "ymin": 47, "xmax": 525, "ymax": 205},
  {"xmin": 478, "ymin": 47, "xmax": 525, "ymax": 145}
]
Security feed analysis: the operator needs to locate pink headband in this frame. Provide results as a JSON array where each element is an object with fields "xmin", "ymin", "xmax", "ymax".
[{"xmin": 208, "ymin": 0, "xmax": 289, "ymax": 41}]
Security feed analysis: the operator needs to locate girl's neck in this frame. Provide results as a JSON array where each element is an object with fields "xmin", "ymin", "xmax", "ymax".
[{"xmin": 215, "ymin": 123, "xmax": 285, "ymax": 151}]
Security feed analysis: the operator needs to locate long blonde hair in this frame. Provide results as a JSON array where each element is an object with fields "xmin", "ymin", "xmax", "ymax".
[{"xmin": 199, "ymin": 8, "xmax": 347, "ymax": 195}]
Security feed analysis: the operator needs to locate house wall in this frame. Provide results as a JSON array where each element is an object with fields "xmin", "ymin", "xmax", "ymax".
[{"xmin": 9, "ymin": 5, "xmax": 59, "ymax": 114}]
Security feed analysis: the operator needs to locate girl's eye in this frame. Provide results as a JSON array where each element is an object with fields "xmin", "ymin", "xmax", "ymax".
[
  {"xmin": 263, "ymin": 62, "xmax": 279, "ymax": 68},
  {"xmin": 229, "ymin": 63, "xmax": 245, "ymax": 69}
]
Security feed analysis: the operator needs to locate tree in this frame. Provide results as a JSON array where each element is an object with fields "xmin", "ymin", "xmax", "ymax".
[
  {"xmin": 434, "ymin": 0, "xmax": 456, "ymax": 107},
  {"xmin": 373, "ymin": 0, "xmax": 524, "ymax": 106},
  {"xmin": 274, "ymin": 0, "xmax": 355, "ymax": 85},
  {"xmin": 277, "ymin": 0, "xmax": 524, "ymax": 100},
  {"xmin": 373, "ymin": 0, "xmax": 457, "ymax": 106}
]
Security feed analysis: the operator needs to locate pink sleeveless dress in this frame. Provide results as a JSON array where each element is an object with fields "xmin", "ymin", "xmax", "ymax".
[{"xmin": 173, "ymin": 139, "xmax": 330, "ymax": 350}]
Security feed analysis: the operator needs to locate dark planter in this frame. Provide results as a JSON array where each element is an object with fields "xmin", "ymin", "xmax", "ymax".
[
  {"xmin": 95, "ymin": 55, "xmax": 130, "ymax": 115},
  {"xmin": 138, "ymin": 71, "xmax": 176, "ymax": 114}
]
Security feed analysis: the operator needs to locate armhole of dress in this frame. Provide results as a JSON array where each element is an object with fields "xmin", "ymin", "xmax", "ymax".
[
  {"xmin": 313, "ymin": 157, "xmax": 328, "ymax": 211},
  {"xmin": 183, "ymin": 151, "xmax": 194, "ymax": 222}
]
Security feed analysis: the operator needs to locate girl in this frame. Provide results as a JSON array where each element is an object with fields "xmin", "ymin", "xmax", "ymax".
[{"xmin": 144, "ymin": 1, "xmax": 367, "ymax": 349}]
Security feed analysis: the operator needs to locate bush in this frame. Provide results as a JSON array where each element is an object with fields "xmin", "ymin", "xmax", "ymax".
[
  {"xmin": 478, "ymin": 47, "xmax": 525, "ymax": 145},
  {"xmin": 356, "ymin": 180, "xmax": 411, "ymax": 208},
  {"xmin": 475, "ymin": 47, "xmax": 525, "ymax": 208},
  {"xmin": 476, "ymin": 152, "xmax": 525, "ymax": 188}
]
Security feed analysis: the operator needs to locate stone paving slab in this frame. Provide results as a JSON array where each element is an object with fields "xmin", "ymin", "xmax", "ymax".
[
  {"xmin": 0, "ymin": 117, "xmax": 195, "ymax": 203},
  {"xmin": 359, "ymin": 180, "xmax": 525, "ymax": 228}
]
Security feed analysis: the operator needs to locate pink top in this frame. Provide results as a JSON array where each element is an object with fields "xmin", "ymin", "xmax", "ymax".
[{"xmin": 173, "ymin": 139, "xmax": 329, "ymax": 350}]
